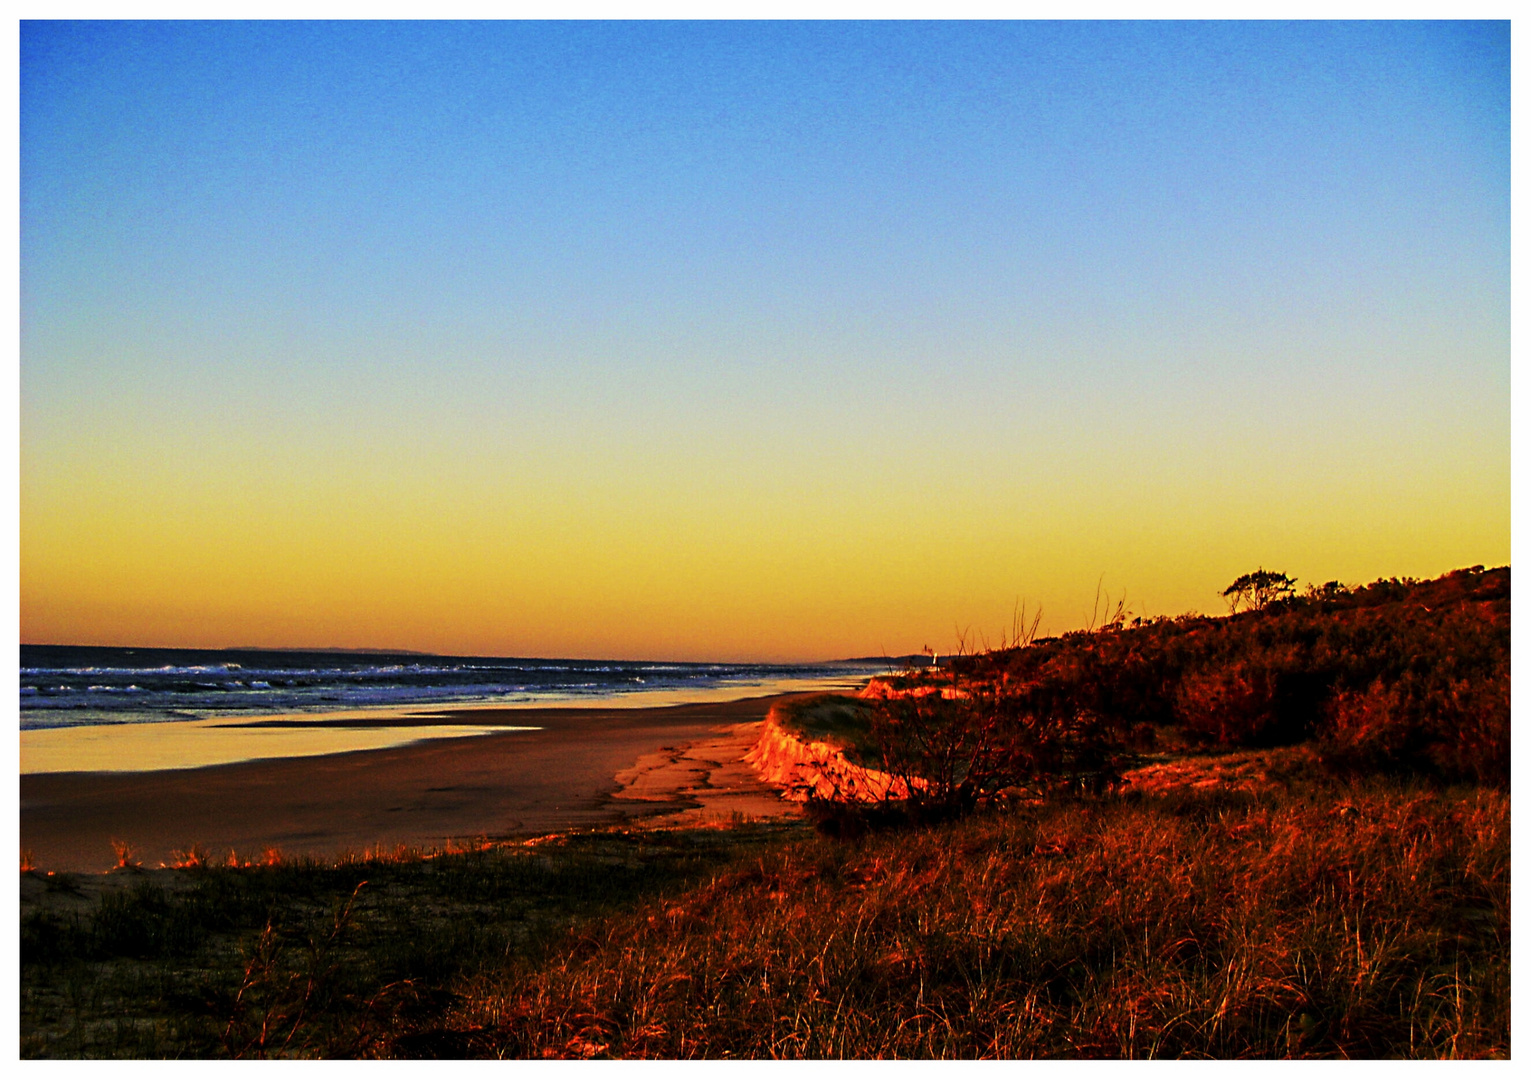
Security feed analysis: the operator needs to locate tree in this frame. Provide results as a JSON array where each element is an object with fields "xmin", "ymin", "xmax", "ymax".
[{"xmin": 1222, "ymin": 568, "xmax": 1297, "ymax": 613}]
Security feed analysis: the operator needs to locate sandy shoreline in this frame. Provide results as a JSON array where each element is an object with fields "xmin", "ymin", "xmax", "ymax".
[{"xmin": 20, "ymin": 693, "xmax": 809, "ymax": 874}]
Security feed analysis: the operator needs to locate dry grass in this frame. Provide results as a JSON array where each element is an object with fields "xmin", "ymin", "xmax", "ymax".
[
  {"xmin": 22, "ymin": 784, "xmax": 1508, "ymax": 1058},
  {"xmin": 21, "ymin": 824, "xmax": 802, "ymax": 1057},
  {"xmin": 110, "ymin": 840, "xmax": 140, "ymax": 872},
  {"xmin": 443, "ymin": 783, "xmax": 1507, "ymax": 1058},
  {"xmin": 169, "ymin": 845, "xmax": 209, "ymax": 871}
]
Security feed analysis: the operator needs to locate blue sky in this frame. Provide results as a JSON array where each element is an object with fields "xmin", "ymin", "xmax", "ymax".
[{"xmin": 20, "ymin": 21, "xmax": 1510, "ymax": 657}]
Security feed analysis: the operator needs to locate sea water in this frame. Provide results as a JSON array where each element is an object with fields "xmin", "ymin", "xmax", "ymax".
[
  {"xmin": 18, "ymin": 645, "xmax": 900, "ymax": 773},
  {"xmin": 20, "ymin": 645, "xmax": 891, "ymax": 731}
]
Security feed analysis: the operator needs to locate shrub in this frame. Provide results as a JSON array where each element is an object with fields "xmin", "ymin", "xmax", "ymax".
[
  {"xmin": 1321, "ymin": 668, "xmax": 1509, "ymax": 787},
  {"xmin": 868, "ymin": 674, "xmax": 1135, "ymax": 814},
  {"xmin": 960, "ymin": 566, "xmax": 1508, "ymax": 782},
  {"xmin": 1174, "ymin": 664, "xmax": 1271, "ymax": 745}
]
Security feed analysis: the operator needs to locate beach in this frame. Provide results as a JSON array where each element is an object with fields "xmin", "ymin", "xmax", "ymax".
[{"xmin": 20, "ymin": 693, "xmax": 805, "ymax": 873}]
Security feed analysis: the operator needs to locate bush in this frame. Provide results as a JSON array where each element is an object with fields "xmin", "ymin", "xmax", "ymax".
[
  {"xmin": 1174, "ymin": 664, "xmax": 1271, "ymax": 745},
  {"xmin": 1321, "ymin": 668, "xmax": 1509, "ymax": 787},
  {"xmin": 867, "ymin": 675, "xmax": 1135, "ymax": 814},
  {"xmin": 958, "ymin": 566, "xmax": 1508, "ymax": 785}
]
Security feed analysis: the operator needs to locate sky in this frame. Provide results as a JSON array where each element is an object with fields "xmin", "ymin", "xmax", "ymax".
[{"xmin": 19, "ymin": 20, "xmax": 1509, "ymax": 661}]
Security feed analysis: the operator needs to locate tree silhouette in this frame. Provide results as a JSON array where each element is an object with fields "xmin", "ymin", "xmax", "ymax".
[{"xmin": 1222, "ymin": 568, "xmax": 1297, "ymax": 613}]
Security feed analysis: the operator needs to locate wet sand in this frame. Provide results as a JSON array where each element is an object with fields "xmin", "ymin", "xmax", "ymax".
[{"xmin": 20, "ymin": 694, "xmax": 805, "ymax": 873}]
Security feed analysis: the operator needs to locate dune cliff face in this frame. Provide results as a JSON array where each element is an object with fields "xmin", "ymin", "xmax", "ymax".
[{"xmin": 743, "ymin": 708, "xmax": 916, "ymax": 803}]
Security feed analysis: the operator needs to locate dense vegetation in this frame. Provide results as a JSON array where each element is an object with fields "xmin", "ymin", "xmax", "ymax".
[
  {"xmin": 936, "ymin": 564, "xmax": 1509, "ymax": 789},
  {"xmin": 20, "ymin": 566, "xmax": 1510, "ymax": 1058},
  {"xmin": 780, "ymin": 566, "xmax": 1507, "ymax": 822}
]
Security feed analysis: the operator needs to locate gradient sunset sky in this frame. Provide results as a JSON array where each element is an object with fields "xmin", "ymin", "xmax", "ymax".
[{"xmin": 21, "ymin": 20, "xmax": 1508, "ymax": 661}]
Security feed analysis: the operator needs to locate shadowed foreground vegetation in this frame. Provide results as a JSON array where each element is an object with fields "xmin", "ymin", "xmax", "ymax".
[
  {"xmin": 21, "ymin": 827, "xmax": 797, "ymax": 1057},
  {"xmin": 20, "ymin": 567, "xmax": 1510, "ymax": 1058}
]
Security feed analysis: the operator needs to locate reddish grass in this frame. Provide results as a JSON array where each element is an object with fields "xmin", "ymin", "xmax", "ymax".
[
  {"xmin": 441, "ymin": 783, "xmax": 1507, "ymax": 1058},
  {"xmin": 109, "ymin": 840, "xmax": 140, "ymax": 872},
  {"xmin": 168, "ymin": 845, "xmax": 209, "ymax": 870}
]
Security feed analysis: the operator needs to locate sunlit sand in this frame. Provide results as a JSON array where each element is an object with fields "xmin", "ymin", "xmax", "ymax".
[{"xmin": 21, "ymin": 692, "xmax": 807, "ymax": 873}]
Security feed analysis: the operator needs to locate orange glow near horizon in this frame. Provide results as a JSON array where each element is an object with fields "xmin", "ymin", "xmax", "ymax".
[{"xmin": 21, "ymin": 400, "xmax": 1507, "ymax": 660}]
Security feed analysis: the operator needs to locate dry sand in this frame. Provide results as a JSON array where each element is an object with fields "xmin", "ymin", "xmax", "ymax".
[{"xmin": 20, "ymin": 694, "xmax": 809, "ymax": 874}]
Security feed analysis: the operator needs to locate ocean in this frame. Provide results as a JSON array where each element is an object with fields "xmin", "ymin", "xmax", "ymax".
[{"xmin": 19, "ymin": 644, "xmax": 894, "ymax": 731}]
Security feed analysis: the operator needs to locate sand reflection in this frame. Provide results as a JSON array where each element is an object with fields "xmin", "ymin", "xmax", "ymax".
[{"xmin": 20, "ymin": 712, "xmax": 538, "ymax": 775}]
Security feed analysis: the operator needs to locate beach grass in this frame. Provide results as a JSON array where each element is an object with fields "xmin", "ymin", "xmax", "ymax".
[
  {"xmin": 21, "ymin": 774, "xmax": 1506, "ymax": 1058},
  {"xmin": 770, "ymin": 694, "xmax": 880, "ymax": 766},
  {"xmin": 20, "ymin": 823, "xmax": 800, "ymax": 1058},
  {"xmin": 443, "ymin": 780, "xmax": 1506, "ymax": 1059}
]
